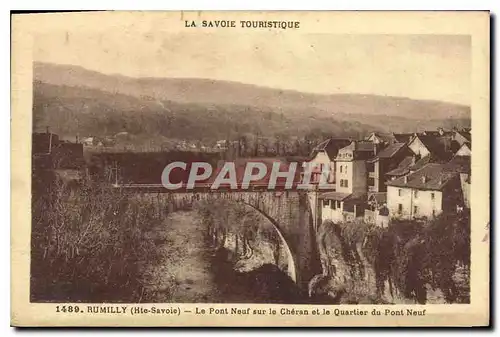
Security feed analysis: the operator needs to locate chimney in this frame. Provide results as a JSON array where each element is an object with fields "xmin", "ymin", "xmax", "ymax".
[
  {"xmin": 46, "ymin": 126, "xmax": 50, "ymax": 134},
  {"xmin": 404, "ymin": 175, "xmax": 408, "ymax": 184},
  {"xmin": 421, "ymin": 175, "xmax": 427, "ymax": 184},
  {"xmin": 438, "ymin": 127, "xmax": 444, "ymax": 136},
  {"xmin": 373, "ymin": 143, "xmax": 378, "ymax": 155},
  {"xmin": 411, "ymin": 156, "xmax": 416, "ymax": 165}
]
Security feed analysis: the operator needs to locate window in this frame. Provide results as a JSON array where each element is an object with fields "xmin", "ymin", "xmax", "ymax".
[
  {"xmin": 398, "ymin": 189, "xmax": 402, "ymax": 197},
  {"xmin": 414, "ymin": 206, "xmax": 418, "ymax": 215},
  {"xmin": 324, "ymin": 200, "xmax": 330, "ymax": 207},
  {"xmin": 340, "ymin": 166, "xmax": 343, "ymax": 173},
  {"xmin": 339, "ymin": 179, "xmax": 348, "ymax": 188},
  {"xmin": 431, "ymin": 192, "xmax": 435, "ymax": 200},
  {"xmin": 414, "ymin": 190, "xmax": 418, "ymax": 198},
  {"xmin": 368, "ymin": 177, "xmax": 375, "ymax": 187},
  {"xmin": 330, "ymin": 202, "xmax": 336, "ymax": 210},
  {"xmin": 398, "ymin": 204, "xmax": 403, "ymax": 214}
]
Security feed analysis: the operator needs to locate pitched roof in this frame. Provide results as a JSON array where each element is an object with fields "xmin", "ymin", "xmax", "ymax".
[
  {"xmin": 456, "ymin": 130, "xmax": 471, "ymax": 143},
  {"xmin": 311, "ymin": 138, "xmax": 352, "ymax": 160},
  {"xmin": 444, "ymin": 155, "xmax": 471, "ymax": 174},
  {"xmin": 386, "ymin": 163, "xmax": 459, "ymax": 190},
  {"xmin": 393, "ymin": 133, "xmax": 415, "ymax": 143},
  {"xmin": 368, "ymin": 192, "xmax": 387, "ymax": 205},
  {"xmin": 413, "ymin": 135, "xmax": 454, "ymax": 161},
  {"xmin": 337, "ymin": 141, "xmax": 376, "ymax": 161},
  {"xmin": 423, "ymin": 131, "xmax": 440, "ymax": 136},
  {"xmin": 376, "ymin": 142, "xmax": 407, "ymax": 159},
  {"xmin": 340, "ymin": 141, "xmax": 375, "ymax": 152},
  {"xmin": 319, "ymin": 191, "xmax": 352, "ymax": 201},
  {"xmin": 319, "ymin": 192, "xmax": 366, "ymax": 202},
  {"xmin": 409, "ymin": 154, "xmax": 433, "ymax": 172},
  {"xmin": 386, "ymin": 156, "xmax": 414, "ymax": 176},
  {"xmin": 365, "ymin": 132, "xmax": 397, "ymax": 144},
  {"xmin": 313, "ymin": 139, "xmax": 329, "ymax": 151}
]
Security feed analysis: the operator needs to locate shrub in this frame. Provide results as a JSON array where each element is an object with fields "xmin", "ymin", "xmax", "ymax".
[{"xmin": 31, "ymin": 177, "xmax": 163, "ymax": 302}]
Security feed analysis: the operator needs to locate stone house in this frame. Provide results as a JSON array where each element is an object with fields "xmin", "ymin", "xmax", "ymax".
[{"xmin": 386, "ymin": 163, "xmax": 463, "ymax": 220}]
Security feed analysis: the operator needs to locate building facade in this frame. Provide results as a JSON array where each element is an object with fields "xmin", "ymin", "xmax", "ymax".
[
  {"xmin": 308, "ymin": 138, "xmax": 351, "ymax": 185},
  {"xmin": 386, "ymin": 163, "xmax": 463, "ymax": 219},
  {"xmin": 366, "ymin": 142, "xmax": 412, "ymax": 193},
  {"xmin": 319, "ymin": 141, "xmax": 375, "ymax": 224}
]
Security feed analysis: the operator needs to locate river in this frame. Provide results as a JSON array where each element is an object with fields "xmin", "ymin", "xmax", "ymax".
[{"xmin": 141, "ymin": 211, "xmax": 306, "ymax": 303}]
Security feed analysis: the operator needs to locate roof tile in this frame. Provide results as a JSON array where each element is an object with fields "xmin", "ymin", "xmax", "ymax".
[{"xmin": 386, "ymin": 163, "xmax": 459, "ymax": 190}]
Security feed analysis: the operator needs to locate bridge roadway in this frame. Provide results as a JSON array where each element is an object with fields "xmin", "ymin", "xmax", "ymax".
[
  {"xmin": 111, "ymin": 182, "xmax": 310, "ymax": 193},
  {"xmin": 112, "ymin": 182, "xmax": 322, "ymax": 293}
]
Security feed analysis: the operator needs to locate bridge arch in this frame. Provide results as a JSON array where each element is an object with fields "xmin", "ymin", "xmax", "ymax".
[
  {"xmin": 231, "ymin": 200, "xmax": 298, "ymax": 283},
  {"xmin": 126, "ymin": 189, "xmax": 321, "ymax": 292},
  {"xmin": 193, "ymin": 190, "xmax": 321, "ymax": 290}
]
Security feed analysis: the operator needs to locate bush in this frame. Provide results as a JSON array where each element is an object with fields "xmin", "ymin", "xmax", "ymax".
[
  {"xmin": 334, "ymin": 213, "xmax": 470, "ymax": 304},
  {"xmin": 31, "ymin": 177, "xmax": 163, "ymax": 302}
]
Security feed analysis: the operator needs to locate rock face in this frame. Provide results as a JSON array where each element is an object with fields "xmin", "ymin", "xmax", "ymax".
[
  {"xmin": 310, "ymin": 220, "xmax": 395, "ymax": 304},
  {"xmin": 310, "ymin": 220, "xmax": 467, "ymax": 304}
]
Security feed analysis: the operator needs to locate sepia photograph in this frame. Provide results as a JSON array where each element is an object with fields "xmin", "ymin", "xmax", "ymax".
[{"xmin": 11, "ymin": 11, "xmax": 490, "ymax": 327}]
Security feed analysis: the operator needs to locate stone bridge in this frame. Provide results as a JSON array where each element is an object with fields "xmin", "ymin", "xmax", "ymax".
[{"xmin": 118, "ymin": 185, "xmax": 322, "ymax": 292}]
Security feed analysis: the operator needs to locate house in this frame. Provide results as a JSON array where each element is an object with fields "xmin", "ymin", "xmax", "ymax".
[
  {"xmin": 386, "ymin": 150, "xmax": 454, "ymax": 182},
  {"xmin": 82, "ymin": 137, "xmax": 94, "ymax": 146},
  {"xmin": 318, "ymin": 141, "xmax": 374, "ymax": 223},
  {"xmin": 364, "ymin": 192, "xmax": 390, "ymax": 227},
  {"xmin": 364, "ymin": 132, "xmax": 397, "ymax": 145},
  {"xmin": 307, "ymin": 138, "xmax": 351, "ymax": 185},
  {"xmin": 33, "ymin": 132, "xmax": 85, "ymax": 173},
  {"xmin": 319, "ymin": 191, "xmax": 366, "ymax": 223},
  {"xmin": 335, "ymin": 141, "xmax": 375, "ymax": 194},
  {"xmin": 422, "ymin": 128, "xmax": 453, "ymax": 137},
  {"xmin": 444, "ymin": 155, "xmax": 471, "ymax": 208},
  {"xmin": 386, "ymin": 163, "xmax": 464, "ymax": 220},
  {"xmin": 366, "ymin": 142, "xmax": 413, "ymax": 192},
  {"xmin": 215, "ymin": 140, "xmax": 228, "ymax": 150},
  {"xmin": 407, "ymin": 134, "xmax": 454, "ymax": 162},
  {"xmin": 385, "ymin": 156, "xmax": 416, "ymax": 180}
]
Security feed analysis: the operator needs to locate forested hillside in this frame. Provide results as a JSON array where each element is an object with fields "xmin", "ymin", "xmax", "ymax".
[{"xmin": 33, "ymin": 62, "xmax": 471, "ymax": 148}]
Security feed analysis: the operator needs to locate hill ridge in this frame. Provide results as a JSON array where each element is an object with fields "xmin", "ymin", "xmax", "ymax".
[{"xmin": 33, "ymin": 61, "xmax": 470, "ymax": 121}]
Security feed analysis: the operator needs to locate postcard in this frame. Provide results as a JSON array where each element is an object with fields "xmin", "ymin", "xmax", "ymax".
[{"xmin": 11, "ymin": 11, "xmax": 490, "ymax": 327}]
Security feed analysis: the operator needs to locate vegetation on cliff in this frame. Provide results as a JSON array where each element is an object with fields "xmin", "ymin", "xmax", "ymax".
[{"xmin": 319, "ymin": 210, "xmax": 470, "ymax": 304}]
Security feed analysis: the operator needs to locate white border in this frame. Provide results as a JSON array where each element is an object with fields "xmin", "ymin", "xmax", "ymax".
[{"xmin": 5, "ymin": 1, "xmax": 498, "ymax": 335}]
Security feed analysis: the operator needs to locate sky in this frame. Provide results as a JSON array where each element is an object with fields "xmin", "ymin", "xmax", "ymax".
[{"xmin": 34, "ymin": 32, "xmax": 471, "ymax": 105}]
